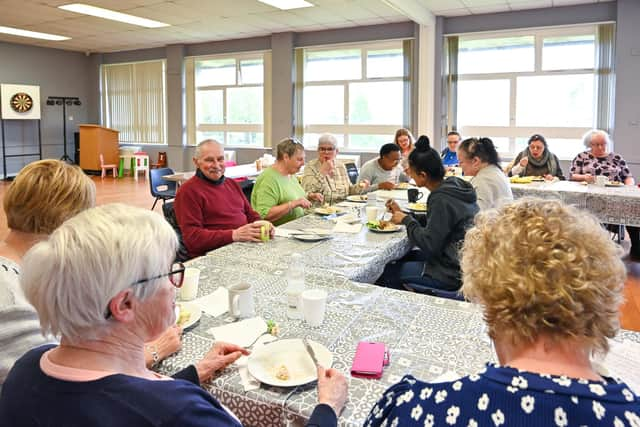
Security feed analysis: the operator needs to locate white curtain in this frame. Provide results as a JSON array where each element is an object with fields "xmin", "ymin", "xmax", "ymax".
[
  {"xmin": 595, "ymin": 23, "xmax": 616, "ymax": 135},
  {"xmin": 102, "ymin": 60, "xmax": 166, "ymax": 145}
]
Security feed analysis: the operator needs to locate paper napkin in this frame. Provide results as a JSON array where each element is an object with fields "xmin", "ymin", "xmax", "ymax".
[
  {"xmin": 207, "ymin": 317, "xmax": 268, "ymax": 348},
  {"xmin": 191, "ymin": 287, "xmax": 229, "ymax": 317}
]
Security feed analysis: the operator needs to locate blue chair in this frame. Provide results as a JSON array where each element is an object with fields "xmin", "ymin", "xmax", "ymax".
[
  {"xmin": 161, "ymin": 201, "xmax": 190, "ymax": 262},
  {"xmin": 149, "ymin": 167, "xmax": 177, "ymax": 210},
  {"xmin": 404, "ymin": 282, "xmax": 465, "ymax": 301}
]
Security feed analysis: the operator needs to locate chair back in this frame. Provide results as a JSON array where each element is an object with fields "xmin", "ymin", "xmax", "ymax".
[
  {"xmin": 149, "ymin": 167, "xmax": 177, "ymax": 198},
  {"xmin": 344, "ymin": 162, "xmax": 359, "ymax": 185},
  {"xmin": 99, "ymin": 154, "xmax": 106, "ymax": 167},
  {"xmin": 162, "ymin": 201, "xmax": 190, "ymax": 262},
  {"xmin": 153, "ymin": 152, "xmax": 167, "ymax": 168},
  {"xmin": 405, "ymin": 282, "xmax": 465, "ymax": 301}
]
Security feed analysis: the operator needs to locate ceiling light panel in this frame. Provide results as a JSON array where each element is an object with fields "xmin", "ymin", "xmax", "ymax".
[
  {"xmin": 58, "ymin": 3, "xmax": 170, "ymax": 28},
  {"xmin": 257, "ymin": 0, "xmax": 314, "ymax": 10},
  {"xmin": 0, "ymin": 25, "xmax": 70, "ymax": 41}
]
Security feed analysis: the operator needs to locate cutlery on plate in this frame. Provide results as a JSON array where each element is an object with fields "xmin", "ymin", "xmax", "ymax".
[{"xmin": 302, "ymin": 338, "xmax": 319, "ymax": 368}]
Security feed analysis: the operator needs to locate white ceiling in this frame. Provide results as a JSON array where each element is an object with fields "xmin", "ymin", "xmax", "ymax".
[{"xmin": 0, "ymin": 0, "xmax": 613, "ymax": 53}]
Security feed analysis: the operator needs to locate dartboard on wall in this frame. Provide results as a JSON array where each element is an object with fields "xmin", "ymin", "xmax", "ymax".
[{"xmin": 10, "ymin": 92, "xmax": 33, "ymax": 113}]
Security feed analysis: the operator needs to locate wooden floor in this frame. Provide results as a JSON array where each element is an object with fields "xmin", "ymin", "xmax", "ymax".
[{"xmin": 0, "ymin": 174, "xmax": 638, "ymax": 332}]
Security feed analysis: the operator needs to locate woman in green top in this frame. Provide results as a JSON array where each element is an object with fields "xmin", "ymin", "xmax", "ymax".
[{"xmin": 251, "ymin": 138, "xmax": 324, "ymax": 226}]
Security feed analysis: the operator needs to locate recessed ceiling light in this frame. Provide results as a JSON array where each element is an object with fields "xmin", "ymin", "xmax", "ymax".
[
  {"xmin": 58, "ymin": 3, "xmax": 170, "ymax": 28},
  {"xmin": 0, "ymin": 25, "xmax": 70, "ymax": 41},
  {"xmin": 257, "ymin": 0, "xmax": 314, "ymax": 10}
]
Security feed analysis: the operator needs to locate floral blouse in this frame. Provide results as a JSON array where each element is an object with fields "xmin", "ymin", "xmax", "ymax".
[
  {"xmin": 570, "ymin": 151, "xmax": 633, "ymax": 183},
  {"xmin": 364, "ymin": 363, "xmax": 640, "ymax": 427}
]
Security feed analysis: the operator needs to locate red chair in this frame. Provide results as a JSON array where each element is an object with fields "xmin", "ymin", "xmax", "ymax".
[{"xmin": 152, "ymin": 152, "xmax": 167, "ymax": 169}]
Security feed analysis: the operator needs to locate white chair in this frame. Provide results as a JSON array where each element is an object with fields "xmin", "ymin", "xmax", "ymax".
[
  {"xmin": 133, "ymin": 153, "xmax": 149, "ymax": 181},
  {"xmin": 99, "ymin": 154, "xmax": 118, "ymax": 179}
]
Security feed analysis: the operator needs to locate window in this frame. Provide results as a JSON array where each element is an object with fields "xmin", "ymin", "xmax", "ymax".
[
  {"xmin": 449, "ymin": 26, "xmax": 600, "ymax": 160},
  {"xmin": 298, "ymin": 41, "xmax": 410, "ymax": 151},
  {"xmin": 101, "ymin": 60, "xmax": 166, "ymax": 145},
  {"xmin": 186, "ymin": 53, "xmax": 268, "ymax": 147}
]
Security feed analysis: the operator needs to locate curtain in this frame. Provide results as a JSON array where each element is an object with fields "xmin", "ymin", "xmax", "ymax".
[
  {"xmin": 595, "ymin": 23, "xmax": 616, "ymax": 135},
  {"xmin": 442, "ymin": 36, "xmax": 459, "ymax": 138},
  {"xmin": 102, "ymin": 60, "xmax": 166, "ymax": 145}
]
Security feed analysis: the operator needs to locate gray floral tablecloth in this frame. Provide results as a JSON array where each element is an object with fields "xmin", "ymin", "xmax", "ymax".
[{"xmin": 511, "ymin": 181, "xmax": 640, "ymax": 226}]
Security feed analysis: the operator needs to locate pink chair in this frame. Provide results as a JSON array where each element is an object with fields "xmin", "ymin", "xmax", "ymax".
[{"xmin": 100, "ymin": 154, "xmax": 118, "ymax": 179}]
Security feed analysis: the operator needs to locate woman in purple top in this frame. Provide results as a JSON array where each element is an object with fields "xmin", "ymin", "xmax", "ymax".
[{"xmin": 570, "ymin": 129, "xmax": 638, "ymax": 258}]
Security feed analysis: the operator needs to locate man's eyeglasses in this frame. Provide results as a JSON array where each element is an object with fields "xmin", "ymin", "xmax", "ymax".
[
  {"xmin": 318, "ymin": 147, "xmax": 335, "ymax": 152},
  {"xmin": 104, "ymin": 262, "xmax": 185, "ymax": 319}
]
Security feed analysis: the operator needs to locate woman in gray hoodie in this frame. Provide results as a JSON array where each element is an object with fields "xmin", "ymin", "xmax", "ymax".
[{"xmin": 380, "ymin": 136, "xmax": 479, "ymax": 292}]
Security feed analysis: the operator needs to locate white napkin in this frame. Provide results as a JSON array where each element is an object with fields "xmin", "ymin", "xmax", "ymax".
[
  {"xmin": 191, "ymin": 287, "xmax": 229, "ymax": 317},
  {"xmin": 207, "ymin": 317, "xmax": 267, "ymax": 347},
  {"xmin": 332, "ymin": 222, "xmax": 362, "ymax": 233},
  {"xmin": 332, "ymin": 213, "xmax": 359, "ymax": 224}
]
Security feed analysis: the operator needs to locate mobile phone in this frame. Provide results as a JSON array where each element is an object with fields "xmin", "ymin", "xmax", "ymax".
[{"xmin": 351, "ymin": 341, "xmax": 388, "ymax": 379}]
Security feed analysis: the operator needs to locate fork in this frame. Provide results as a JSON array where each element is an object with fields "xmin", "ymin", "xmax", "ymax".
[{"xmin": 244, "ymin": 331, "xmax": 271, "ymax": 349}]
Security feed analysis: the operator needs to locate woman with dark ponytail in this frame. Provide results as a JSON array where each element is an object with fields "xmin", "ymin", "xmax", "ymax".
[
  {"xmin": 458, "ymin": 137, "xmax": 513, "ymax": 210},
  {"xmin": 379, "ymin": 135, "xmax": 479, "ymax": 292}
]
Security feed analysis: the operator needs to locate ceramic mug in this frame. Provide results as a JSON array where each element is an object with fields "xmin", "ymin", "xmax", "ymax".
[
  {"xmin": 228, "ymin": 283, "xmax": 254, "ymax": 319},
  {"xmin": 407, "ymin": 188, "xmax": 423, "ymax": 203}
]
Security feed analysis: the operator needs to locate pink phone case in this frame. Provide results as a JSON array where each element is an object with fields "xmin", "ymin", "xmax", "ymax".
[{"xmin": 351, "ymin": 342, "xmax": 388, "ymax": 379}]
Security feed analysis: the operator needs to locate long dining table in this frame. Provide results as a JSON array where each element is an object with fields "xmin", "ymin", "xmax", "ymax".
[{"xmin": 156, "ymin": 190, "xmax": 640, "ymax": 427}]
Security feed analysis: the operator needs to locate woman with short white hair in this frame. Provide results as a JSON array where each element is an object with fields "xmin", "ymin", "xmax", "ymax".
[{"xmin": 0, "ymin": 204, "xmax": 346, "ymax": 426}]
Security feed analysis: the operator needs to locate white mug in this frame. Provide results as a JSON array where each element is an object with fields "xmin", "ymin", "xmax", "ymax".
[
  {"xmin": 228, "ymin": 283, "xmax": 254, "ymax": 319},
  {"xmin": 180, "ymin": 268, "xmax": 200, "ymax": 301},
  {"xmin": 301, "ymin": 289, "xmax": 328, "ymax": 327},
  {"xmin": 366, "ymin": 206, "xmax": 381, "ymax": 222}
]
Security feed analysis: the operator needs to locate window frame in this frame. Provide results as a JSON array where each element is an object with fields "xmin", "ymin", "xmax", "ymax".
[
  {"xmin": 185, "ymin": 51, "xmax": 271, "ymax": 148},
  {"xmin": 451, "ymin": 25, "xmax": 598, "ymax": 160},
  {"xmin": 297, "ymin": 40, "xmax": 411, "ymax": 153}
]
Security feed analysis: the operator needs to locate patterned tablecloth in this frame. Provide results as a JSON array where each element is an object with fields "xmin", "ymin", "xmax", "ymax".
[{"xmin": 511, "ymin": 181, "xmax": 640, "ymax": 226}]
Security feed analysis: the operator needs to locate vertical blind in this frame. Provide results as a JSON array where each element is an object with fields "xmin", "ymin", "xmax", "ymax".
[{"xmin": 102, "ymin": 60, "xmax": 166, "ymax": 145}]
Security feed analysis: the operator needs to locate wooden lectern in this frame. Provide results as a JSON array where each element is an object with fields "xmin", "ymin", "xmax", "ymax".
[{"xmin": 79, "ymin": 124, "xmax": 119, "ymax": 173}]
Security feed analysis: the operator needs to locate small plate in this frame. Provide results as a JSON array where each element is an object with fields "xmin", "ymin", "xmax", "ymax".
[
  {"xmin": 605, "ymin": 182, "xmax": 623, "ymax": 187},
  {"xmin": 395, "ymin": 183, "xmax": 411, "ymax": 189},
  {"xmin": 407, "ymin": 203, "xmax": 427, "ymax": 212},
  {"xmin": 248, "ymin": 339, "xmax": 333, "ymax": 387},
  {"xmin": 346, "ymin": 195, "xmax": 368, "ymax": 203},
  {"xmin": 314, "ymin": 207, "xmax": 344, "ymax": 215},
  {"xmin": 175, "ymin": 302, "xmax": 202, "ymax": 330},
  {"xmin": 292, "ymin": 234, "xmax": 333, "ymax": 242}
]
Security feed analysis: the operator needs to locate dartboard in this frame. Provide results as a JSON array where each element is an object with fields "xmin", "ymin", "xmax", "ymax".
[{"xmin": 10, "ymin": 92, "xmax": 33, "ymax": 113}]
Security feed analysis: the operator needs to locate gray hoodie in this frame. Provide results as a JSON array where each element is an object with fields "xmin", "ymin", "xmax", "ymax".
[{"xmin": 401, "ymin": 176, "xmax": 479, "ymax": 290}]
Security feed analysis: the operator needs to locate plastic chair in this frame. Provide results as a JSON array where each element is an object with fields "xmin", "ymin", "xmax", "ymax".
[
  {"xmin": 99, "ymin": 154, "xmax": 118, "ymax": 179},
  {"xmin": 149, "ymin": 167, "xmax": 177, "ymax": 210},
  {"xmin": 162, "ymin": 201, "xmax": 190, "ymax": 262},
  {"xmin": 344, "ymin": 162, "xmax": 359, "ymax": 185},
  {"xmin": 134, "ymin": 153, "xmax": 149, "ymax": 180},
  {"xmin": 403, "ymin": 282, "xmax": 465, "ymax": 301},
  {"xmin": 151, "ymin": 152, "xmax": 167, "ymax": 169}
]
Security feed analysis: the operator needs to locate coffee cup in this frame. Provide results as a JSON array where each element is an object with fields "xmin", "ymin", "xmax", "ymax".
[
  {"xmin": 366, "ymin": 206, "xmax": 380, "ymax": 222},
  {"xmin": 301, "ymin": 289, "xmax": 327, "ymax": 327},
  {"xmin": 408, "ymin": 188, "xmax": 423, "ymax": 203},
  {"xmin": 180, "ymin": 268, "xmax": 200, "ymax": 301},
  {"xmin": 228, "ymin": 283, "xmax": 254, "ymax": 319},
  {"xmin": 255, "ymin": 220, "xmax": 271, "ymax": 242}
]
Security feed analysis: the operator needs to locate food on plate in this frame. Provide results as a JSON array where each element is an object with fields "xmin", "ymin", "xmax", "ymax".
[
  {"xmin": 347, "ymin": 195, "xmax": 368, "ymax": 202},
  {"xmin": 367, "ymin": 220, "xmax": 397, "ymax": 231},
  {"xmin": 606, "ymin": 181, "xmax": 623, "ymax": 187},
  {"xmin": 176, "ymin": 304, "xmax": 191, "ymax": 327},
  {"xmin": 267, "ymin": 320, "xmax": 280, "ymax": 336},
  {"xmin": 407, "ymin": 202, "xmax": 427, "ymax": 211},
  {"xmin": 275, "ymin": 364, "xmax": 290, "ymax": 380},
  {"xmin": 315, "ymin": 205, "xmax": 341, "ymax": 215},
  {"xmin": 395, "ymin": 182, "xmax": 410, "ymax": 189},
  {"xmin": 510, "ymin": 176, "xmax": 534, "ymax": 184}
]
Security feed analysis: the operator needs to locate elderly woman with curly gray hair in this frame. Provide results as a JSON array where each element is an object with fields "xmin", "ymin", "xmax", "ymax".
[{"xmin": 366, "ymin": 198, "xmax": 639, "ymax": 426}]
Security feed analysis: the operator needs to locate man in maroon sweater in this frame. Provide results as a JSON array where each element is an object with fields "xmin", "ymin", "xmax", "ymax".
[{"xmin": 175, "ymin": 140, "xmax": 274, "ymax": 258}]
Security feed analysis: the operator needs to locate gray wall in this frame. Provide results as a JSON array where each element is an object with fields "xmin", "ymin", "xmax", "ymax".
[{"xmin": 0, "ymin": 42, "xmax": 91, "ymax": 177}]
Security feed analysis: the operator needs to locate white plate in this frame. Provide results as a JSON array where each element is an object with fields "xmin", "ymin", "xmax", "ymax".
[
  {"xmin": 346, "ymin": 195, "xmax": 368, "ymax": 203},
  {"xmin": 248, "ymin": 339, "xmax": 333, "ymax": 387},
  {"xmin": 175, "ymin": 302, "xmax": 202, "ymax": 330},
  {"xmin": 367, "ymin": 224, "xmax": 403, "ymax": 233},
  {"xmin": 605, "ymin": 182, "xmax": 623, "ymax": 187},
  {"xmin": 406, "ymin": 203, "xmax": 427, "ymax": 212},
  {"xmin": 292, "ymin": 234, "xmax": 333, "ymax": 242},
  {"xmin": 314, "ymin": 207, "xmax": 345, "ymax": 215}
]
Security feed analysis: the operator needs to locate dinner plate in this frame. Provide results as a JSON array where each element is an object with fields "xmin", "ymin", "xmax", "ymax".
[
  {"xmin": 175, "ymin": 302, "xmax": 202, "ymax": 330},
  {"xmin": 346, "ymin": 195, "xmax": 368, "ymax": 203},
  {"xmin": 406, "ymin": 203, "xmax": 427, "ymax": 212},
  {"xmin": 292, "ymin": 234, "xmax": 333, "ymax": 242},
  {"xmin": 247, "ymin": 339, "xmax": 333, "ymax": 387},
  {"xmin": 367, "ymin": 224, "xmax": 403, "ymax": 233},
  {"xmin": 605, "ymin": 182, "xmax": 623, "ymax": 187},
  {"xmin": 395, "ymin": 183, "xmax": 411, "ymax": 189},
  {"xmin": 314, "ymin": 207, "xmax": 344, "ymax": 215}
]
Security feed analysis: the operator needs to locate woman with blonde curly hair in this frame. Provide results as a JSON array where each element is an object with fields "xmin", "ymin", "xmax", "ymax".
[{"xmin": 366, "ymin": 198, "xmax": 639, "ymax": 426}]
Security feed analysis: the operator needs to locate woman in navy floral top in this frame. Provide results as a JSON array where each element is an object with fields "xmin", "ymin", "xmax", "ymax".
[{"xmin": 365, "ymin": 198, "xmax": 639, "ymax": 427}]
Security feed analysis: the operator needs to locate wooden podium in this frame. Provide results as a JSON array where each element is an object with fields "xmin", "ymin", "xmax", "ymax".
[{"xmin": 79, "ymin": 124, "xmax": 119, "ymax": 173}]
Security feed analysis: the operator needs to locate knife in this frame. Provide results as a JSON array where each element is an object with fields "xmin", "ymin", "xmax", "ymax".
[{"xmin": 302, "ymin": 338, "xmax": 319, "ymax": 368}]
